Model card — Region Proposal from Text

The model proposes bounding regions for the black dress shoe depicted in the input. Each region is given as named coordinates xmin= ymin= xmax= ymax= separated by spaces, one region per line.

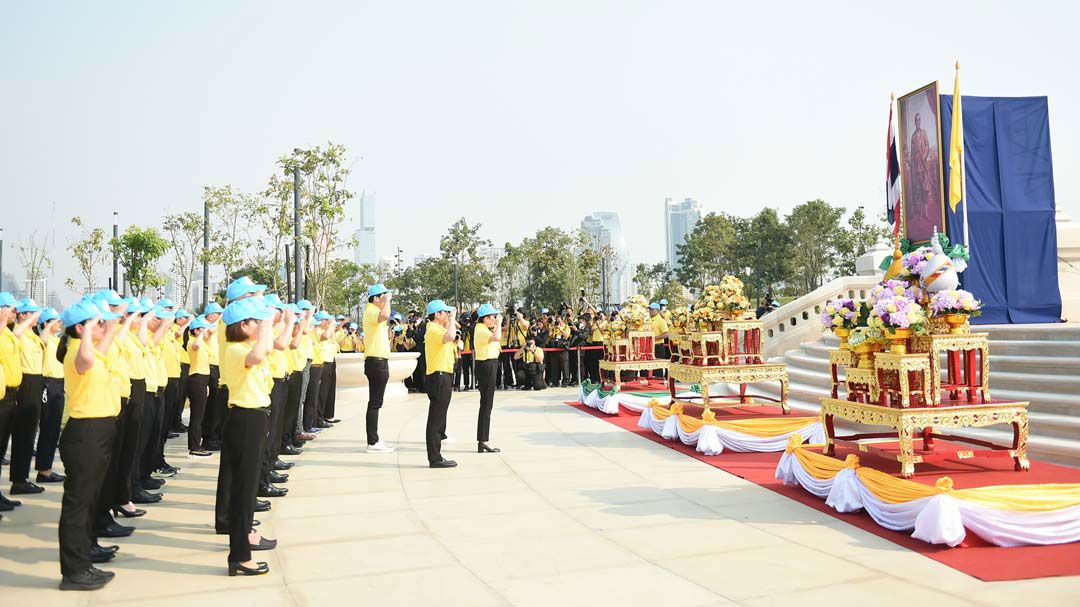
xmin=112 ymin=506 xmax=146 ymax=518
xmin=95 ymin=543 xmax=120 ymax=553
xmin=36 ymin=471 xmax=66 ymax=483
xmin=429 ymin=459 xmax=458 ymax=469
xmin=252 ymin=519 xmax=261 ymax=527
xmin=258 ymin=484 xmax=288 ymax=498
xmin=273 ymin=459 xmax=294 ymax=471
xmin=59 ymin=567 xmax=114 ymax=591
xmin=141 ymin=477 xmax=164 ymax=490
xmin=0 ymin=493 xmax=20 ymax=510
xmin=315 ymin=420 xmax=332 ymax=429
xmin=11 ymin=481 xmax=45 ymax=495
xmin=176 ymin=423 xmax=189 ymax=432
xmin=478 ymin=442 xmax=501 ymax=453
xmin=90 ymin=545 xmax=116 ymax=563
xmin=281 ymin=445 xmax=303 ymax=456
xmin=204 ymin=440 xmax=223 ymax=451
xmin=96 ymin=521 xmax=134 ymax=538
xmin=254 ymin=499 xmax=271 ymax=512
xmin=189 ymin=449 xmax=213 ymax=457
xmin=326 ymin=418 xmax=341 ymax=424
xmin=167 ymin=432 xmax=180 ymax=439
xmin=228 ymin=561 xmax=269 ymax=576
xmin=132 ymin=489 xmax=162 ymax=504
xmin=268 ymin=471 xmax=289 ymax=484
xmin=249 ymin=536 xmax=278 ymax=551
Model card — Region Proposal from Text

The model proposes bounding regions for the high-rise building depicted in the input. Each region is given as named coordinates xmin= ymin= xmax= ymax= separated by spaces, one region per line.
xmin=354 ymin=192 xmax=377 ymax=267
xmin=24 ymin=277 xmax=47 ymax=304
xmin=581 ymin=212 xmax=631 ymax=306
xmin=665 ymin=197 xmax=702 ymax=270
xmin=0 ymin=272 xmax=22 ymax=297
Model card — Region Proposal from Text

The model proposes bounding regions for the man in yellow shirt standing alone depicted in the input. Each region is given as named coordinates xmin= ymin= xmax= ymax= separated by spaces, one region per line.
xmin=424 ymin=300 xmax=457 ymax=469
xmin=362 ymin=284 xmax=394 ymax=453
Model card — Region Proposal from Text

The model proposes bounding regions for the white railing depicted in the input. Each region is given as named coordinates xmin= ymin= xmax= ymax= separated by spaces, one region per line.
xmin=760 ymin=275 xmax=882 ymax=359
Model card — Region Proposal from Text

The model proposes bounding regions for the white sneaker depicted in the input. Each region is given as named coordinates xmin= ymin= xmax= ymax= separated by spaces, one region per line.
xmin=366 ymin=441 xmax=395 ymax=454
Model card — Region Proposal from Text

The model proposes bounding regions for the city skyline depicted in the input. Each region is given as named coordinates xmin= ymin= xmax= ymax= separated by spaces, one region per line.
xmin=665 ymin=197 xmax=702 ymax=271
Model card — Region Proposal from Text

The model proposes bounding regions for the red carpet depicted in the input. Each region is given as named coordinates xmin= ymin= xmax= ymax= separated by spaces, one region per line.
xmin=565 ymin=400 xmax=1080 ymax=581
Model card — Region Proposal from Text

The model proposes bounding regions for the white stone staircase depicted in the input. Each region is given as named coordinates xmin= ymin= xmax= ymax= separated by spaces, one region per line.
xmin=746 ymin=324 xmax=1080 ymax=467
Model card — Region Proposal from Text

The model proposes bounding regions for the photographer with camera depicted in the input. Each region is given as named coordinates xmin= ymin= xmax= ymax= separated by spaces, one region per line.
xmin=547 ymin=315 xmax=572 ymax=387
xmin=499 ymin=308 xmax=527 ymax=390
xmin=513 ymin=334 xmax=545 ymax=390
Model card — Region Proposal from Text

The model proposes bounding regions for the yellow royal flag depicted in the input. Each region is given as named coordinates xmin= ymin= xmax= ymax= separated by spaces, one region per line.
xmin=948 ymin=63 xmax=964 ymax=213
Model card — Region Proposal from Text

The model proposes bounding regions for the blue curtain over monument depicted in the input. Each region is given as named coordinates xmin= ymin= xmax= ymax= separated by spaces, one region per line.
xmin=939 ymin=95 xmax=1061 ymax=324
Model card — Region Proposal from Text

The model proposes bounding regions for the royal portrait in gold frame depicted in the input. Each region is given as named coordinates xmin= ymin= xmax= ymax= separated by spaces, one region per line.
xmin=896 ymin=81 xmax=946 ymax=245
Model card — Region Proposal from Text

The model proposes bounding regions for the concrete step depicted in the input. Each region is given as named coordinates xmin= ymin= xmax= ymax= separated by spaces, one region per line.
xmin=978 ymin=324 xmax=1080 ymax=342
xmin=985 ymin=340 xmax=1080 ymax=357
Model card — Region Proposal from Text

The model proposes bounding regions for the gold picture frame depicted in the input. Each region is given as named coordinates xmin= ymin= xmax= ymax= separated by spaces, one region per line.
xmin=896 ymin=81 xmax=946 ymax=245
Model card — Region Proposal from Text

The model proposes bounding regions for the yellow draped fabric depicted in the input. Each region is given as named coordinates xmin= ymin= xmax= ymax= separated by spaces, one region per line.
xmin=791 ymin=445 xmax=1080 ymax=512
xmin=647 ymin=400 xmax=819 ymax=439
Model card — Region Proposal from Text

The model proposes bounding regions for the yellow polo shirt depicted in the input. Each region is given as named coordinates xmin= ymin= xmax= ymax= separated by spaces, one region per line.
xmin=207 ymin=323 xmax=221 ymax=366
xmin=298 ymin=332 xmax=315 ymax=362
xmin=651 ymin=314 xmax=669 ymax=340
xmin=176 ymin=326 xmax=190 ymax=365
xmin=319 ymin=335 xmax=337 ymax=364
xmin=222 ymin=341 xmax=271 ymax=409
xmin=63 ymin=338 xmax=122 ymax=419
xmin=424 ymin=322 xmax=455 ymax=375
xmin=43 ymin=333 xmax=65 ymax=379
xmin=474 ymin=324 xmax=500 ymax=361
xmin=0 ymin=327 xmax=23 ymax=388
xmin=187 ymin=337 xmax=210 ymax=376
xmin=267 ymin=327 xmax=288 ymax=379
xmin=18 ymin=331 xmax=44 ymax=375
xmin=362 ymin=303 xmax=390 ymax=359
xmin=164 ymin=332 xmax=182 ymax=378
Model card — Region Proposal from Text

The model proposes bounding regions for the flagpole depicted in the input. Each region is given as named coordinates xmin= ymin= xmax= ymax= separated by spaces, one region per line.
xmin=957 ymin=61 xmax=970 ymax=253
xmin=885 ymin=92 xmax=904 ymax=279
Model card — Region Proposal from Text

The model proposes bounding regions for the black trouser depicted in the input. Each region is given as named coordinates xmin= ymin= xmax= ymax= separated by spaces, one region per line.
xmin=317 ymin=361 xmax=336 ymax=421
xmin=523 ymin=362 xmax=545 ymax=390
xmin=302 ymin=365 xmax=323 ymax=431
xmin=0 ymin=389 xmax=15 ymax=473
xmin=456 ymin=353 xmax=473 ymax=390
xmin=58 ymin=416 xmax=116 ymax=577
xmin=653 ymin=343 xmax=670 ymax=379
xmin=186 ymin=374 xmax=210 ymax=451
xmin=135 ymin=389 xmax=162 ymax=485
xmin=214 ymin=406 xmax=268 ymax=564
xmin=364 ymin=357 xmax=389 ymax=446
xmin=583 ymin=343 xmax=601 ymax=383
xmin=411 ymin=353 xmax=426 ymax=392
xmin=107 ymin=380 xmax=143 ymax=509
xmin=35 ymin=377 xmax=65 ymax=472
xmin=425 ymin=372 xmax=453 ymax=463
xmin=11 ymin=373 xmax=44 ymax=483
xmin=203 ymin=365 xmax=222 ymax=442
xmin=498 ymin=351 xmax=516 ymax=388
xmin=155 ymin=378 xmax=180 ymax=468
xmin=262 ymin=379 xmax=286 ymax=482
xmin=546 ymin=351 xmax=569 ymax=387
xmin=282 ymin=372 xmax=303 ymax=449
xmin=173 ymin=363 xmax=189 ymax=430
xmin=475 ymin=359 xmax=497 ymax=442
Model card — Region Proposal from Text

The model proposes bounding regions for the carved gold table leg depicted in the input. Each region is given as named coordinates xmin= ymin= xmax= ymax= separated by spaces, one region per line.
xmin=1013 ymin=414 xmax=1031 ymax=471
xmin=898 ymin=419 xmax=917 ymax=478
xmin=780 ymin=373 xmax=790 ymax=414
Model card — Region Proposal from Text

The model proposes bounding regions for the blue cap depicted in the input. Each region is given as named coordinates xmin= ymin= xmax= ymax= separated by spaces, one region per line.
xmin=314 ymin=310 xmax=333 ymax=322
xmin=476 ymin=303 xmax=498 ymax=318
xmin=15 ymin=298 xmax=42 ymax=313
xmin=367 ymin=284 xmax=389 ymax=298
xmin=425 ymin=299 xmax=453 ymax=315
xmin=152 ymin=305 xmax=176 ymax=319
xmin=0 ymin=292 xmax=15 ymax=307
xmin=140 ymin=297 xmax=155 ymax=311
xmin=94 ymin=289 xmax=124 ymax=306
xmin=659 ymin=299 xmax=668 ymax=306
xmin=119 ymin=296 xmax=138 ymax=311
xmin=393 ymin=325 xmax=403 ymax=333
xmin=223 ymin=297 xmax=273 ymax=325
xmin=204 ymin=302 xmax=225 ymax=315
xmin=175 ymin=308 xmax=193 ymax=319
xmin=61 ymin=299 xmax=103 ymax=328
xmin=391 ymin=311 xmax=403 ymax=322
xmin=348 ymin=322 xmax=358 ymax=329
xmin=287 ymin=303 xmax=300 ymax=314
xmin=541 ymin=308 xmax=549 ymax=314
xmin=225 ymin=276 xmax=267 ymax=302
xmin=189 ymin=316 xmax=210 ymax=331
xmin=296 ymin=299 xmax=315 ymax=311
xmin=335 ymin=314 xmax=345 ymax=320
xmin=649 ymin=302 xmax=661 ymax=310
xmin=263 ymin=293 xmax=286 ymax=310
xmin=38 ymin=307 xmax=60 ymax=324
xmin=158 ymin=297 xmax=176 ymax=309
xmin=771 ymin=300 xmax=780 ymax=307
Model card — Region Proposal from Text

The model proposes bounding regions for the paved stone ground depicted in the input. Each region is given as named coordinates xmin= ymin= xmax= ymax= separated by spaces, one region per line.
xmin=0 ymin=386 xmax=1077 ymax=606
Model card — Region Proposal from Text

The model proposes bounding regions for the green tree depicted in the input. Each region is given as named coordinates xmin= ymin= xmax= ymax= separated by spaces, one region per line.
xmin=439 ymin=218 xmax=495 ymax=310
xmin=674 ymin=212 xmax=739 ymax=292
xmin=516 ymin=226 xmax=599 ymax=310
xmin=204 ymin=185 xmax=256 ymax=285
xmin=784 ymin=199 xmax=846 ymax=293
xmin=386 ymin=257 xmax=455 ymax=313
xmin=65 ymin=216 xmax=108 ymax=294
xmin=322 ymin=260 xmax=377 ymax=315
xmin=251 ymin=173 xmax=297 ymax=294
xmin=19 ymin=230 xmax=52 ymax=299
xmin=494 ymin=242 xmax=526 ymax=309
xmin=633 ymin=262 xmax=671 ymax=299
xmin=735 ymin=208 xmax=793 ymax=303
xmin=834 ymin=206 xmax=890 ymax=276
xmin=113 ymin=226 xmax=169 ymax=296
xmin=162 ymin=211 xmax=205 ymax=309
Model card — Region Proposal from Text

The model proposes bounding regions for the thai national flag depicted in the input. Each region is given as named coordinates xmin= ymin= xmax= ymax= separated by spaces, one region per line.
xmin=886 ymin=104 xmax=901 ymax=236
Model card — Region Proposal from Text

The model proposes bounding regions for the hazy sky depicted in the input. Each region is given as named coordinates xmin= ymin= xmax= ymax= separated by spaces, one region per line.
xmin=2 ymin=1 xmax=1078 ymax=304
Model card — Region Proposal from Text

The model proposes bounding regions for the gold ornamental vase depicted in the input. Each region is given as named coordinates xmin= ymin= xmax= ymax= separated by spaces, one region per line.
xmin=885 ymin=327 xmax=913 ymax=354
xmin=942 ymin=313 xmax=969 ymax=335
xmin=833 ymin=327 xmax=851 ymax=350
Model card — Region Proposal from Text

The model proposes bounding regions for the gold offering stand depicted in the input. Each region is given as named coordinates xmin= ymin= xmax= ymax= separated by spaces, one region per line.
xmin=821 ymin=322 xmax=1027 ymax=478
xmin=600 ymin=330 xmax=668 ymax=390
xmin=668 ymin=319 xmax=788 ymax=414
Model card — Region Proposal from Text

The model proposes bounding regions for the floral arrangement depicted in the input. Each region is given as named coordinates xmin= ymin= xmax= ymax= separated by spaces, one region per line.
xmin=615 ymin=295 xmax=649 ymax=332
xmin=867 ymin=282 xmax=928 ymax=332
xmin=930 ymin=289 xmax=982 ymax=317
xmin=820 ymin=297 xmax=858 ymax=331
xmin=670 ymin=305 xmax=692 ymax=334
xmin=608 ymin=318 xmax=627 ymax=339
xmin=902 ymin=246 xmax=935 ymax=276
xmin=689 ymin=276 xmax=751 ymax=328
xmin=848 ymin=326 xmax=883 ymax=348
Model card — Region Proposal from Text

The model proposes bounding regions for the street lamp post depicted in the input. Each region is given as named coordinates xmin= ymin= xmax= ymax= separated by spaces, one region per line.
xmin=112 ymin=212 xmax=119 ymax=295
xmin=202 ymin=198 xmax=210 ymax=308
xmin=293 ymin=150 xmax=303 ymax=302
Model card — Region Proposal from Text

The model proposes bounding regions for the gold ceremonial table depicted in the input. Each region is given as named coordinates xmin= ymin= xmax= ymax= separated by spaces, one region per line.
xmin=599 ymin=359 xmax=669 ymax=390
xmin=819 ymin=397 xmax=1030 ymax=478
xmin=668 ymin=362 xmax=790 ymax=414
